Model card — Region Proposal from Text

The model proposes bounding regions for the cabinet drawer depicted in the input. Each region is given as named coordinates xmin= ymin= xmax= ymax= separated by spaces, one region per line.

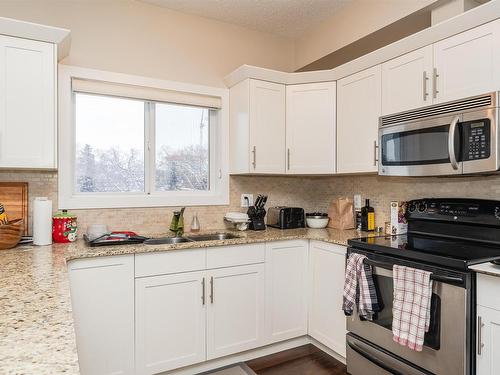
xmin=477 ymin=273 xmax=500 ymax=311
xmin=206 ymin=243 xmax=265 ymax=269
xmin=135 ymin=249 xmax=206 ymax=277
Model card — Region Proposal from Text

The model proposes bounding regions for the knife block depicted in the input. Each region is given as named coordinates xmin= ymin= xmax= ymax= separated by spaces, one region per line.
xmin=247 ymin=206 xmax=266 ymax=231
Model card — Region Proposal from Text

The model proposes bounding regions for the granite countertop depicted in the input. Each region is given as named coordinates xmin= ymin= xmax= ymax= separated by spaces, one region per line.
xmin=64 ymin=227 xmax=371 ymax=262
xmin=470 ymin=262 xmax=500 ymax=277
xmin=0 ymin=227 xmax=370 ymax=375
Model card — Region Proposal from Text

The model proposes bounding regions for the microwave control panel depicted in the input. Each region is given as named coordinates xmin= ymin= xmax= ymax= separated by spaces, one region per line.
xmin=462 ymin=119 xmax=490 ymax=161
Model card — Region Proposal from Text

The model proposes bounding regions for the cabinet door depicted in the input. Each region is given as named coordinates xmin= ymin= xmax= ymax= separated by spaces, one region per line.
xmin=477 ymin=305 xmax=500 ymax=375
xmin=337 ymin=65 xmax=381 ymax=174
xmin=0 ymin=35 xmax=56 ymax=168
xmin=308 ymin=241 xmax=347 ymax=357
xmin=135 ymin=271 xmax=206 ymax=374
xmin=207 ymin=264 xmax=265 ymax=359
xmin=68 ymin=256 xmax=134 ymax=375
xmin=135 ymin=271 xmax=206 ymax=375
xmin=249 ymin=79 xmax=286 ymax=173
xmin=434 ymin=19 xmax=500 ymax=103
xmin=381 ymin=46 xmax=433 ymax=115
xmin=286 ymin=82 xmax=336 ymax=174
xmin=265 ymin=240 xmax=308 ymax=344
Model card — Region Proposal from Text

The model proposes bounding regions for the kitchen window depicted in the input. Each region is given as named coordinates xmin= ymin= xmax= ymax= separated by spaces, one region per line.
xmin=58 ymin=66 xmax=229 ymax=209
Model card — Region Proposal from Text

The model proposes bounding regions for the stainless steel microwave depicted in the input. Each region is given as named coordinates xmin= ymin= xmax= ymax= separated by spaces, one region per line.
xmin=378 ymin=92 xmax=499 ymax=176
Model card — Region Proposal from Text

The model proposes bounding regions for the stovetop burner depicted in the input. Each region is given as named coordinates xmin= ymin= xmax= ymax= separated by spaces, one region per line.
xmin=349 ymin=233 xmax=500 ymax=270
xmin=349 ymin=198 xmax=500 ymax=270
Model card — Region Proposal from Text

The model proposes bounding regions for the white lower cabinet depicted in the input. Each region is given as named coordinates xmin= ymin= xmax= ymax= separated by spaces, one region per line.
xmin=135 ymin=271 xmax=207 ymax=375
xmin=476 ymin=305 xmax=500 ymax=375
xmin=265 ymin=240 xmax=308 ymax=344
xmin=69 ymin=240 xmax=349 ymax=375
xmin=476 ymin=273 xmax=500 ymax=375
xmin=68 ymin=255 xmax=134 ymax=375
xmin=207 ymin=263 xmax=266 ymax=359
xmin=308 ymin=241 xmax=347 ymax=357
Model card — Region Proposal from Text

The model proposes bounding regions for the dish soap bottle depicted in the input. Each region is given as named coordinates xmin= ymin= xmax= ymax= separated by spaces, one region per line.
xmin=361 ymin=199 xmax=375 ymax=232
xmin=191 ymin=212 xmax=200 ymax=233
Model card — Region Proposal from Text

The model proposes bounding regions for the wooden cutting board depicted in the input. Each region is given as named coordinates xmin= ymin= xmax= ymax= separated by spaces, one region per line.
xmin=0 ymin=182 xmax=28 ymax=235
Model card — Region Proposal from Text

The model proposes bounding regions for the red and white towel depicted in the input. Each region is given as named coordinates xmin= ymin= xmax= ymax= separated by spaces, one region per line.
xmin=343 ymin=253 xmax=380 ymax=320
xmin=392 ymin=265 xmax=433 ymax=351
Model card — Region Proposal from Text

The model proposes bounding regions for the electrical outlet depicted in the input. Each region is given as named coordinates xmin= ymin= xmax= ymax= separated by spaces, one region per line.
xmin=241 ymin=193 xmax=253 ymax=207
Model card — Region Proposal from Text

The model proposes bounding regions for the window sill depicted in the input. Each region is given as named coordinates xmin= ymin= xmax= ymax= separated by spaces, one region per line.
xmin=58 ymin=191 xmax=229 ymax=209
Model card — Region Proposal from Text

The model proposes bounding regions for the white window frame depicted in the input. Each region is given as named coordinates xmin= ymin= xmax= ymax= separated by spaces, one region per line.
xmin=58 ymin=65 xmax=229 ymax=209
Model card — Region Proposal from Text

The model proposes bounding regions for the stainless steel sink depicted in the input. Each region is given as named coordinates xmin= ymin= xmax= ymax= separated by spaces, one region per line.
xmin=185 ymin=233 xmax=241 ymax=242
xmin=144 ymin=237 xmax=193 ymax=245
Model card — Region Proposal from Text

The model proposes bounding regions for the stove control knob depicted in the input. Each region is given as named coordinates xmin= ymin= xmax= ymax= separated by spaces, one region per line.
xmin=408 ymin=203 xmax=417 ymax=213
xmin=418 ymin=203 xmax=427 ymax=213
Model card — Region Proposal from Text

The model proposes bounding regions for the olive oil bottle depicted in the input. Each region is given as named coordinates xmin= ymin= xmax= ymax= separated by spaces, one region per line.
xmin=361 ymin=199 xmax=375 ymax=231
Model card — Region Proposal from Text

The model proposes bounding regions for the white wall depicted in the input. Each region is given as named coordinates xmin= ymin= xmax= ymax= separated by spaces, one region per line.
xmin=293 ymin=0 xmax=438 ymax=70
xmin=0 ymin=0 xmax=295 ymax=87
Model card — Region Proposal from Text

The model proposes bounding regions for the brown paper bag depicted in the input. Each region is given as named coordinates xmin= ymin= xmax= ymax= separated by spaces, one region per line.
xmin=328 ymin=197 xmax=355 ymax=229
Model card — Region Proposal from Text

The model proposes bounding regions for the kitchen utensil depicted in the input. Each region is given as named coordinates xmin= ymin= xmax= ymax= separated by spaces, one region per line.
xmin=0 ymin=182 xmax=28 ymax=235
xmin=306 ymin=212 xmax=329 ymax=229
xmin=0 ymin=218 xmax=23 ymax=249
xmin=247 ymin=194 xmax=267 ymax=230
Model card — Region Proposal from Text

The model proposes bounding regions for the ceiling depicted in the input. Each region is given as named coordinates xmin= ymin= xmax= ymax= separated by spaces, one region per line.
xmin=139 ymin=0 xmax=351 ymax=38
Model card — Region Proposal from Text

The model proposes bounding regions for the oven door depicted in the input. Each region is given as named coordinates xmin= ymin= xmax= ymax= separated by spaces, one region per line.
xmin=346 ymin=251 xmax=468 ymax=375
xmin=379 ymin=114 xmax=463 ymax=176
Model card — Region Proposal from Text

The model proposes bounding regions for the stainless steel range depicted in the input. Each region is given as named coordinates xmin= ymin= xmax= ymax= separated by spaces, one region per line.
xmin=347 ymin=198 xmax=500 ymax=375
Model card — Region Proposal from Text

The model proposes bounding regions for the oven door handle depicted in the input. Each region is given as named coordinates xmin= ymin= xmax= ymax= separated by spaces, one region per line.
xmin=347 ymin=340 xmax=405 ymax=375
xmin=448 ymin=115 xmax=460 ymax=170
xmin=362 ymin=258 xmax=463 ymax=284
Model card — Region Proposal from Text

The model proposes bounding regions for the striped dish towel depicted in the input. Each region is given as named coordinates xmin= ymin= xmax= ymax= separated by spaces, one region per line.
xmin=343 ymin=253 xmax=380 ymax=320
xmin=392 ymin=265 xmax=433 ymax=351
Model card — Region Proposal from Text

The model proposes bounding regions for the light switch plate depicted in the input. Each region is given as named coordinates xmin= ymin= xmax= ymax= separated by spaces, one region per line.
xmin=241 ymin=194 xmax=253 ymax=207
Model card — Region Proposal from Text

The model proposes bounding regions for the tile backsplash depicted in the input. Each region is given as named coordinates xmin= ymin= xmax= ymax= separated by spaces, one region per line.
xmin=2 ymin=170 xmax=500 ymax=235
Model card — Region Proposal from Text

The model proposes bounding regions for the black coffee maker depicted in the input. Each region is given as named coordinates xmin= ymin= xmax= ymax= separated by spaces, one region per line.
xmin=247 ymin=194 xmax=267 ymax=230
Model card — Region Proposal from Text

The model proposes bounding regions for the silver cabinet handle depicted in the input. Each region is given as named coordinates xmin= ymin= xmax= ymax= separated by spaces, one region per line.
xmin=252 ymin=146 xmax=256 ymax=169
xmin=448 ymin=115 xmax=460 ymax=170
xmin=432 ymin=68 xmax=439 ymax=99
xmin=478 ymin=315 xmax=485 ymax=355
xmin=287 ymin=148 xmax=291 ymax=170
xmin=423 ymin=71 xmax=429 ymax=101
xmin=210 ymin=276 xmax=214 ymax=304
xmin=373 ymin=140 xmax=379 ymax=166
xmin=201 ymin=277 xmax=206 ymax=305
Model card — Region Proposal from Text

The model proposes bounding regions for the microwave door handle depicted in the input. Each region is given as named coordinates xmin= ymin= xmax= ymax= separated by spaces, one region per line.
xmin=449 ymin=115 xmax=460 ymax=170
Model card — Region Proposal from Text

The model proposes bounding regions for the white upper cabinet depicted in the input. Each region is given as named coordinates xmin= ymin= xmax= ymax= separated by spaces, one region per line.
xmin=381 ymin=45 xmax=433 ymax=115
xmin=230 ymin=79 xmax=286 ymax=174
xmin=337 ymin=65 xmax=381 ymax=174
xmin=286 ymin=82 xmax=336 ymax=174
xmin=0 ymin=35 xmax=56 ymax=169
xmin=434 ymin=19 xmax=500 ymax=104
xmin=265 ymin=240 xmax=308 ymax=344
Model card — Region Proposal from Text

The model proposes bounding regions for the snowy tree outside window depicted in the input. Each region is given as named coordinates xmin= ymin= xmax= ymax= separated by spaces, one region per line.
xmin=74 ymin=93 xmax=210 ymax=194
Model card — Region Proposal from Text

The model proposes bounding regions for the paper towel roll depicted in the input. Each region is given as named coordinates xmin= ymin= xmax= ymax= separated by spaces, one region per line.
xmin=33 ymin=197 xmax=52 ymax=246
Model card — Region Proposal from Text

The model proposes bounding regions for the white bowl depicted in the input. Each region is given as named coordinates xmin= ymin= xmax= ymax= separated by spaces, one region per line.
xmin=306 ymin=217 xmax=329 ymax=229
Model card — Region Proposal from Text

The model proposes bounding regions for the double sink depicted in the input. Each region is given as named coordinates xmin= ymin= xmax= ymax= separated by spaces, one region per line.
xmin=144 ymin=232 xmax=241 ymax=245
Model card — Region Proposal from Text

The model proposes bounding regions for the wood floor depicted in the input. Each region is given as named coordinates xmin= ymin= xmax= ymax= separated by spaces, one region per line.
xmin=245 ymin=344 xmax=347 ymax=375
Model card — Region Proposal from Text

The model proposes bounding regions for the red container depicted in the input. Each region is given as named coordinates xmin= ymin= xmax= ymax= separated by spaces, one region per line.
xmin=52 ymin=210 xmax=78 ymax=243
